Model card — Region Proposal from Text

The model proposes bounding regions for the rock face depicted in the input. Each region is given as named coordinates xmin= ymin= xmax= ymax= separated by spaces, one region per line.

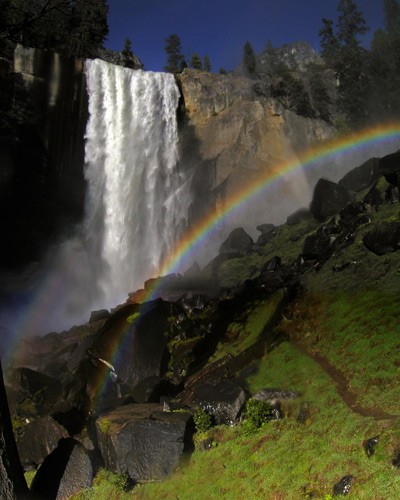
xmin=96 ymin=403 xmax=194 ymax=482
xmin=219 ymin=227 xmax=254 ymax=254
xmin=0 ymin=44 xmax=87 ymax=268
xmin=177 ymin=69 xmax=335 ymax=224
xmin=0 ymin=360 xmax=29 ymax=499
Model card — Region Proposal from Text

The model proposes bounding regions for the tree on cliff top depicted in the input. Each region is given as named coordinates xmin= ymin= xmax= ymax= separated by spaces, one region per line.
xmin=190 ymin=52 xmax=202 ymax=70
xmin=243 ymin=41 xmax=257 ymax=75
xmin=319 ymin=0 xmax=369 ymax=124
xmin=164 ymin=33 xmax=186 ymax=73
xmin=0 ymin=0 xmax=109 ymax=58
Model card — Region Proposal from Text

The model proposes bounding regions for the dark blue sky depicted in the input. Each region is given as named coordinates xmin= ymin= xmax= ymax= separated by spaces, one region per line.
xmin=105 ymin=0 xmax=385 ymax=72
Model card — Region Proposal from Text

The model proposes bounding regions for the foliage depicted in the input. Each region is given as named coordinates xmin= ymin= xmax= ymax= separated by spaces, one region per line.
xmin=308 ymin=65 xmax=332 ymax=121
xmin=72 ymin=468 xmax=131 ymax=499
xmin=193 ymin=408 xmax=212 ymax=432
xmin=319 ymin=0 xmax=370 ymax=124
xmin=242 ymin=399 xmax=273 ymax=432
xmin=164 ymin=33 xmax=186 ymax=74
xmin=127 ymin=312 xmax=140 ymax=323
xmin=0 ymin=0 xmax=109 ymax=58
xmin=271 ymin=68 xmax=313 ymax=116
xmin=203 ymin=54 xmax=211 ymax=72
xmin=190 ymin=52 xmax=202 ymax=70
xmin=242 ymin=40 xmax=256 ymax=75
xmin=121 ymin=37 xmax=134 ymax=68
xmin=98 ymin=417 xmax=112 ymax=433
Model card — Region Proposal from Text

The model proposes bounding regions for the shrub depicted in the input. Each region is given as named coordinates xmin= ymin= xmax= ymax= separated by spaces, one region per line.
xmin=193 ymin=408 xmax=212 ymax=432
xmin=243 ymin=399 xmax=273 ymax=431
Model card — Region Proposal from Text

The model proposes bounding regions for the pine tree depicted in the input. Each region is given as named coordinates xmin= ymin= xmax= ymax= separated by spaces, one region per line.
xmin=203 ymin=54 xmax=211 ymax=72
xmin=190 ymin=52 xmax=202 ymax=70
xmin=243 ymin=41 xmax=256 ymax=75
xmin=319 ymin=0 xmax=370 ymax=125
xmin=164 ymin=33 xmax=186 ymax=74
xmin=121 ymin=37 xmax=134 ymax=68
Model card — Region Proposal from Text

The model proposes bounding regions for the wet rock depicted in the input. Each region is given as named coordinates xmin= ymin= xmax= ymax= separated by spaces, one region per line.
xmin=310 ymin=178 xmax=352 ymax=221
xmin=252 ymin=388 xmax=300 ymax=402
xmin=16 ymin=416 xmax=68 ymax=470
xmin=95 ymin=403 xmax=194 ymax=482
xmin=30 ymin=438 xmax=93 ymax=500
xmin=286 ymin=207 xmax=312 ymax=226
xmin=332 ymin=475 xmax=354 ymax=496
xmin=191 ymin=379 xmax=247 ymax=425
xmin=339 ymin=201 xmax=365 ymax=220
xmin=363 ymin=221 xmax=400 ymax=255
xmin=363 ymin=435 xmax=379 ymax=457
xmin=339 ymin=157 xmax=380 ymax=193
xmin=219 ymin=227 xmax=254 ymax=254
xmin=131 ymin=376 xmax=162 ymax=403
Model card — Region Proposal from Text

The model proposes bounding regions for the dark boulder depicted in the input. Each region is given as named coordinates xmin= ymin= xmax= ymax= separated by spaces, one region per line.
xmin=66 ymin=299 xmax=170 ymax=414
xmin=261 ymin=256 xmax=282 ymax=273
xmin=256 ymin=225 xmax=278 ymax=245
xmin=252 ymin=388 xmax=299 ymax=401
xmin=339 ymin=201 xmax=365 ymax=221
xmin=310 ymin=178 xmax=352 ymax=221
xmin=363 ymin=435 xmax=379 ymax=458
xmin=339 ymin=157 xmax=380 ymax=193
xmin=379 ymin=151 xmax=400 ymax=186
xmin=30 ymin=438 xmax=93 ymax=500
xmin=95 ymin=403 xmax=194 ymax=482
xmin=302 ymin=229 xmax=332 ymax=261
xmin=0 ymin=360 xmax=29 ymax=499
xmin=8 ymin=367 xmax=62 ymax=413
xmin=332 ymin=475 xmax=354 ymax=496
xmin=363 ymin=221 xmax=400 ymax=255
xmin=256 ymin=223 xmax=276 ymax=234
xmin=286 ymin=208 xmax=312 ymax=226
xmin=191 ymin=379 xmax=247 ymax=425
xmin=16 ymin=416 xmax=68 ymax=470
xmin=219 ymin=227 xmax=254 ymax=254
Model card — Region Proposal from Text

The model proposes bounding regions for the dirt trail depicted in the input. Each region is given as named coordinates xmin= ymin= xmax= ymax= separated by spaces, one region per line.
xmin=292 ymin=342 xmax=398 ymax=420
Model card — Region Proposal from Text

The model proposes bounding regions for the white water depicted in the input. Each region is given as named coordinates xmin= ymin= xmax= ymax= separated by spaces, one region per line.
xmin=83 ymin=59 xmax=191 ymax=308
xmin=0 ymin=60 xmax=192 ymax=338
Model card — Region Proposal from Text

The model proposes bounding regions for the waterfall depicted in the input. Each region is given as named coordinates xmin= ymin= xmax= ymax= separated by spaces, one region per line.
xmin=0 ymin=59 xmax=191 ymax=340
xmin=83 ymin=58 xmax=191 ymax=308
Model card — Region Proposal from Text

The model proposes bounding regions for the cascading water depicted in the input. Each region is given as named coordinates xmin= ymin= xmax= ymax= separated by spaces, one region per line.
xmin=83 ymin=59 xmax=191 ymax=308
xmin=0 ymin=59 xmax=192 ymax=342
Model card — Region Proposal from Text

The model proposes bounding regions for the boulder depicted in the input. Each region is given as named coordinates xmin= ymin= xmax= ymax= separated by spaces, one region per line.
xmin=8 ymin=367 xmax=62 ymax=413
xmin=310 ymin=178 xmax=352 ymax=221
xmin=191 ymin=379 xmax=247 ymax=425
xmin=379 ymin=151 xmax=400 ymax=186
xmin=363 ymin=436 xmax=379 ymax=458
xmin=252 ymin=388 xmax=300 ymax=402
xmin=30 ymin=438 xmax=93 ymax=500
xmin=16 ymin=416 xmax=68 ymax=470
xmin=95 ymin=403 xmax=194 ymax=482
xmin=261 ymin=256 xmax=282 ymax=273
xmin=256 ymin=225 xmax=278 ymax=245
xmin=339 ymin=157 xmax=380 ymax=193
xmin=256 ymin=223 xmax=276 ymax=234
xmin=286 ymin=208 xmax=312 ymax=226
xmin=219 ymin=227 xmax=254 ymax=254
xmin=332 ymin=475 xmax=354 ymax=496
xmin=363 ymin=221 xmax=400 ymax=255
xmin=89 ymin=309 xmax=110 ymax=323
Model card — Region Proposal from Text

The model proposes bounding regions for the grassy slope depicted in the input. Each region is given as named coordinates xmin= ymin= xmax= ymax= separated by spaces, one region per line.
xmin=74 ymin=200 xmax=400 ymax=499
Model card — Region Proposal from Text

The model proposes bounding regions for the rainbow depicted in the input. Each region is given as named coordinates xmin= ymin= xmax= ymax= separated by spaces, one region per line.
xmin=92 ymin=121 xmax=400 ymax=409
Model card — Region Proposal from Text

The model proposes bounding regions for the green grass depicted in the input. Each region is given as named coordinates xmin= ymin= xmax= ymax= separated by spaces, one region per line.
xmin=124 ymin=341 xmax=400 ymax=499
xmin=208 ymin=291 xmax=283 ymax=363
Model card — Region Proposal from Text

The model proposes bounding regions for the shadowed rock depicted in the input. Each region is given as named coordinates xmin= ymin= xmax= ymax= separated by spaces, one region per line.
xmin=219 ymin=227 xmax=254 ymax=254
xmin=310 ymin=178 xmax=352 ymax=221
xmin=0 ymin=359 xmax=29 ymax=499
xmin=339 ymin=157 xmax=380 ymax=193
xmin=30 ymin=438 xmax=93 ymax=499
xmin=363 ymin=221 xmax=400 ymax=255
xmin=95 ymin=403 xmax=194 ymax=482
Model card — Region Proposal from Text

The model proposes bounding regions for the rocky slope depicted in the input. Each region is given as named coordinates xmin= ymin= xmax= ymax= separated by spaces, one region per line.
xmin=2 ymin=149 xmax=400 ymax=498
